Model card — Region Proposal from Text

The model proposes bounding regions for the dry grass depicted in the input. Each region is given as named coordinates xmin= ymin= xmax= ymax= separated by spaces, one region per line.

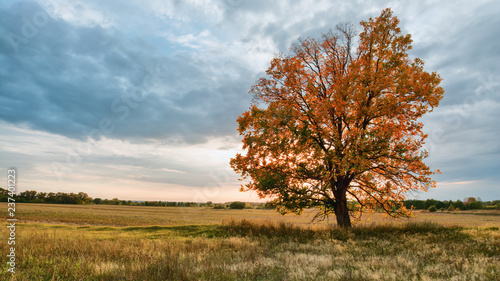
xmin=0 ymin=203 xmax=499 ymax=280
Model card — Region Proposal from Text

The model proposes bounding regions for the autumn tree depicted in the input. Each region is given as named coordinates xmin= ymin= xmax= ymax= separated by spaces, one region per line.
xmin=230 ymin=9 xmax=444 ymax=228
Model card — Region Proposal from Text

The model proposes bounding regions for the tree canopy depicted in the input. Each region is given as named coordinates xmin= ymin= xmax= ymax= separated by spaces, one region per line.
xmin=230 ymin=8 xmax=444 ymax=228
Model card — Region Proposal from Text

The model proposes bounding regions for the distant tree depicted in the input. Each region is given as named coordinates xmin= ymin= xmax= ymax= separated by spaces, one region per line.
xmin=229 ymin=201 xmax=246 ymax=209
xmin=213 ymin=204 xmax=226 ymax=209
xmin=454 ymin=200 xmax=465 ymax=210
xmin=230 ymin=9 xmax=444 ymax=228
xmin=93 ymin=198 xmax=102 ymax=204
xmin=462 ymin=197 xmax=483 ymax=210
xmin=447 ymin=204 xmax=455 ymax=212
xmin=70 ymin=193 xmax=83 ymax=204
xmin=0 ymin=187 xmax=8 ymax=202
xmin=56 ymin=192 xmax=67 ymax=203
xmin=38 ymin=192 xmax=47 ymax=200
xmin=428 ymin=205 xmax=437 ymax=212
xmin=464 ymin=197 xmax=477 ymax=205
xmin=77 ymin=192 xmax=92 ymax=204
xmin=467 ymin=200 xmax=483 ymax=210
xmin=403 ymin=200 xmax=425 ymax=210
xmin=145 ymin=201 xmax=159 ymax=206
xmin=19 ymin=190 xmax=38 ymax=201
xmin=424 ymin=199 xmax=440 ymax=210
xmin=436 ymin=201 xmax=446 ymax=210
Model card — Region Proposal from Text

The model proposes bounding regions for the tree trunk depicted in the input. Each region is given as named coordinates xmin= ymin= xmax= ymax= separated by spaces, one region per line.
xmin=334 ymin=189 xmax=352 ymax=228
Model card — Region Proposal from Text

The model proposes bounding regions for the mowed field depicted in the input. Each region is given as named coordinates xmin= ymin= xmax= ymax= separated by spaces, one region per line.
xmin=1 ymin=203 xmax=499 ymax=280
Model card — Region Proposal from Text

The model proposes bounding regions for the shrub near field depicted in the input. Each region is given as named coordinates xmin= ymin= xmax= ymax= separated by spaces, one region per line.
xmin=229 ymin=201 xmax=246 ymax=209
xmin=0 ymin=204 xmax=499 ymax=280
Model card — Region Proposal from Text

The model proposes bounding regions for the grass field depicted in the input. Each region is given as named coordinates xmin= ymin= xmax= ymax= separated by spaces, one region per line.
xmin=1 ymin=203 xmax=499 ymax=280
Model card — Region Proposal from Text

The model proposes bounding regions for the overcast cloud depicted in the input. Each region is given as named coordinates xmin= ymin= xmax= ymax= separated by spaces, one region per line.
xmin=0 ymin=0 xmax=499 ymax=201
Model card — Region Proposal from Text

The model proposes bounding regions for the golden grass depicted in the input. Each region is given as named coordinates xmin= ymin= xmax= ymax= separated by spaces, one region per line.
xmin=0 ymin=203 xmax=499 ymax=280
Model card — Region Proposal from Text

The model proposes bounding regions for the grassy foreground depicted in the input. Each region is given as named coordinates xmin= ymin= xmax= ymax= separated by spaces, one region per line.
xmin=1 ymin=204 xmax=499 ymax=280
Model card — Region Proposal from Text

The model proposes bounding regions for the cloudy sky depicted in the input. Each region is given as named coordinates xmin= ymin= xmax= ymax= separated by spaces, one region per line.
xmin=0 ymin=0 xmax=499 ymax=202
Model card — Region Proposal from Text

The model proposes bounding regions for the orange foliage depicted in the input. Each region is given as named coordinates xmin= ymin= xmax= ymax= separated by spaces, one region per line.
xmin=230 ymin=9 xmax=444 ymax=228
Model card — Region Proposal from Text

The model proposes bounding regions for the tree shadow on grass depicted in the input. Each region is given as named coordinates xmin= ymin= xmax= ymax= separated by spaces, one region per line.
xmin=73 ymin=219 xmax=475 ymax=243
xmin=220 ymin=219 xmax=472 ymax=243
xmin=120 ymin=225 xmax=228 ymax=238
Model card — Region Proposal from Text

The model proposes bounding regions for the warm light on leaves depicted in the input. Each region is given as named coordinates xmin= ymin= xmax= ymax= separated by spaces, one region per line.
xmin=230 ymin=8 xmax=444 ymax=228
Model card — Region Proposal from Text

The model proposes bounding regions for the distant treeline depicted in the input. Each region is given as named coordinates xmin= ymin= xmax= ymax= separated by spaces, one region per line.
xmin=403 ymin=198 xmax=499 ymax=210
xmin=1 ymin=188 xmax=499 ymax=210
xmin=0 ymin=188 xmax=261 ymax=208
